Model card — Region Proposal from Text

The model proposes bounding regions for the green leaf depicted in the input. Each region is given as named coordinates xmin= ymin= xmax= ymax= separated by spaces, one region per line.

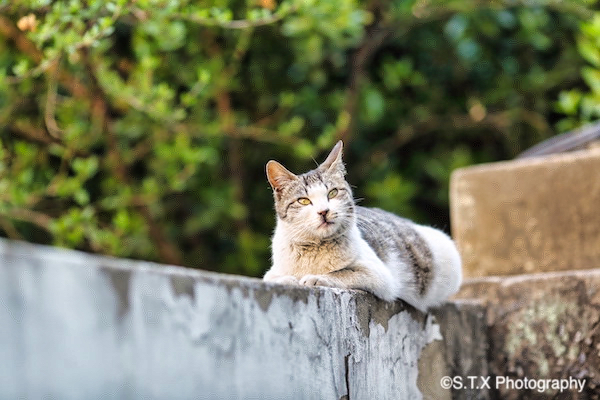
xmin=556 ymin=90 xmax=582 ymax=115
xmin=577 ymin=36 xmax=600 ymax=67
xmin=14 ymin=59 xmax=31 ymax=78
xmin=582 ymin=67 xmax=600 ymax=94
xmin=362 ymin=88 xmax=385 ymax=123
xmin=74 ymin=189 xmax=90 ymax=205
xmin=445 ymin=14 xmax=468 ymax=41
xmin=366 ymin=173 xmax=417 ymax=217
xmin=72 ymin=157 xmax=99 ymax=179
xmin=113 ymin=209 xmax=131 ymax=231
xmin=294 ymin=139 xmax=315 ymax=159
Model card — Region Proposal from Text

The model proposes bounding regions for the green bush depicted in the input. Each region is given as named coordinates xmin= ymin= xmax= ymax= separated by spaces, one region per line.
xmin=0 ymin=0 xmax=595 ymax=276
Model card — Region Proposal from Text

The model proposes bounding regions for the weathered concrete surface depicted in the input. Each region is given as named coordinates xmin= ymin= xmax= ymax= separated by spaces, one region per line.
xmin=0 ymin=239 xmax=487 ymax=400
xmin=430 ymin=300 xmax=489 ymax=400
xmin=456 ymin=270 xmax=600 ymax=399
xmin=450 ymin=148 xmax=600 ymax=278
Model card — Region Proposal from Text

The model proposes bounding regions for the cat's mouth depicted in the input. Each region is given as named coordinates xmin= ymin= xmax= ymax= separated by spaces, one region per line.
xmin=318 ymin=219 xmax=335 ymax=229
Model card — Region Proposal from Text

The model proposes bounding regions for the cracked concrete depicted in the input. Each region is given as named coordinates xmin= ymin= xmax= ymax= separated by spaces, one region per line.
xmin=0 ymin=239 xmax=486 ymax=400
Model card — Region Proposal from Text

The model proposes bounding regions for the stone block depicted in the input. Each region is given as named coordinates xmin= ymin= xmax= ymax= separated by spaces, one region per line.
xmin=450 ymin=148 xmax=600 ymax=277
xmin=456 ymin=270 xmax=600 ymax=399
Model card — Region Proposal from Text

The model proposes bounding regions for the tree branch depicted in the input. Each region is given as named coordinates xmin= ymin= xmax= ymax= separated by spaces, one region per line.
xmin=216 ymin=91 xmax=248 ymax=231
xmin=44 ymin=57 xmax=63 ymax=140
xmin=172 ymin=6 xmax=297 ymax=30
xmin=5 ymin=208 xmax=53 ymax=231
xmin=0 ymin=15 xmax=89 ymax=98
xmin=233 ymin=126 xmax=301 ymax=145
xmin=206 ymin=28 xmax=254 ymax=232
xmin=373 ymin=109 xmax=552 ymax=156
xmin=0 ymin=14 xmax=41 ymax=63
xmin=9 ymin=120 xmax=60 ymax=146
xmin=81 ymin=49 xmax=184 ymax=266
xmin=336 ymin=26 xmax=392 ymax=144
xmin=0 ymin=217 xmax=24 ymax=241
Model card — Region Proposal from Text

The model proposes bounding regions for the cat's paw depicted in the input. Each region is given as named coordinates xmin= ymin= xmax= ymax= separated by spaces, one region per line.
xmin=299 ymin=274 xmax=337 ymax=287
xmin=269 ymin=275 xmax=300 ymax=285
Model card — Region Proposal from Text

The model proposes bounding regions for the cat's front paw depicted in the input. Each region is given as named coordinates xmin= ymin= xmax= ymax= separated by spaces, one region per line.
xmin=299 ymin=274 xmax=337 ymax=288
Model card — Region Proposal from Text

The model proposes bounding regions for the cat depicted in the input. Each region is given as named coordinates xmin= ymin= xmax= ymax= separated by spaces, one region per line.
xmin=263 ymin=141 xmax=462 ymax=312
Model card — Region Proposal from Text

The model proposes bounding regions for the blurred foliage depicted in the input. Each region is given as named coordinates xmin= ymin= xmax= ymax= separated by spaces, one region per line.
xmin=557 ymin=12 xmax=600 ymax=130
xmin=0 ymin=0 xmax=596 ymax=276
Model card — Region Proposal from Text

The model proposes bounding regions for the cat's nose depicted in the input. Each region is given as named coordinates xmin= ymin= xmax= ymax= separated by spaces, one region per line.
xmin=317 ymin=209 xmax=329 ymax=217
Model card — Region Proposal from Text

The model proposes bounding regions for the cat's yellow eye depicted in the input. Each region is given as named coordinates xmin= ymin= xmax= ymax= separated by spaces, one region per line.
xmin=298 ymin=197 xmax=311 ymax=205
xmin=327 ymin=188 xmax=338 ymax=199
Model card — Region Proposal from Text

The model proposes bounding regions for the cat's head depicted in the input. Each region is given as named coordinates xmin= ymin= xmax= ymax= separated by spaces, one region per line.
xmin=266 ymin=141 xmax=355 ymax=241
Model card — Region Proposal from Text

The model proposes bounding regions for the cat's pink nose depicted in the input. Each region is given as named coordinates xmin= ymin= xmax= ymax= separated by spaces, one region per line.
xmin=318 ymin=209 xmax=329 ymax=217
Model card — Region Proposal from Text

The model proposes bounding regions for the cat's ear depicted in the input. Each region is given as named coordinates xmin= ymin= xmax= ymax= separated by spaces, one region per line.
xmin=266 ymin=160 xmax=297 ymax=194
xmin=318 ymin=140 xmax=345 ymax=175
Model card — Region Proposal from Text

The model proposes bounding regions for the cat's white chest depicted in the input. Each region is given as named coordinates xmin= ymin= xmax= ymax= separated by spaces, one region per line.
xmin=270 ymin=222 xmax=357 ymax=277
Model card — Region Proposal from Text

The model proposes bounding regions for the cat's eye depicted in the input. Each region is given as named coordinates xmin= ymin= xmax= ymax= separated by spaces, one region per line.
xmin=327 ymin=189 xmax=338 ymax=199
xmin=298 ymin=197 xmax=311 ymax=205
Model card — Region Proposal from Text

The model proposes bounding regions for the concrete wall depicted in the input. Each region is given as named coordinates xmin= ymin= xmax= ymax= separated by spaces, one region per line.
xmin=0 ymin=239 xmax=487 ymax=400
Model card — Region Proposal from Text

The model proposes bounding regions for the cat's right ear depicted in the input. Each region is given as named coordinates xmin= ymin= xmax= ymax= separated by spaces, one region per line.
xmin=266 ymin=160 xmax=297 ymax=196
xmin=318 ymin=140 xmax=345 ymax=175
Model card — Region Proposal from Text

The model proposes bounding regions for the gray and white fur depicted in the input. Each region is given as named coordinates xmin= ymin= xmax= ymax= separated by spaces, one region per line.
xmin=263 ymin=141 xmax=462 ymax=312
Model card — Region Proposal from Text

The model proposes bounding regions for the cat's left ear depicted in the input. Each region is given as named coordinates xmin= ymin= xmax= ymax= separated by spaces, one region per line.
xmin=318 ymin=140 xmax=345 ymax=175
xmin=266 ymin=160 xmax=297 ymax=196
